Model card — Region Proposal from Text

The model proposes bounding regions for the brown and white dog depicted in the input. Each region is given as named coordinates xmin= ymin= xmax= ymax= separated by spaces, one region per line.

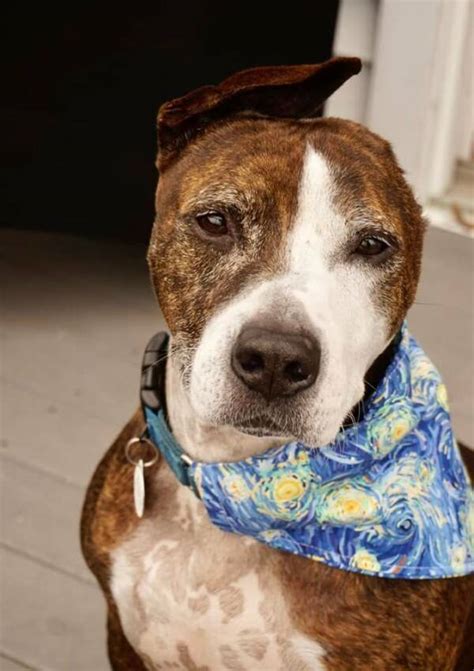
xmin=81 ymin=58 xmax=474 ymax=670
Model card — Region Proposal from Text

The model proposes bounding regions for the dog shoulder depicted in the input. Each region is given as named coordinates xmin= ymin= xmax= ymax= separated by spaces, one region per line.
xmin=80 ymin=409 xmax=158 ymax=592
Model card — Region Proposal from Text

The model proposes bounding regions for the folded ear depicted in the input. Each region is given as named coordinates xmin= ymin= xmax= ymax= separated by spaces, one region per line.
xmin=157 ymin=56 xmax=361 ymax=171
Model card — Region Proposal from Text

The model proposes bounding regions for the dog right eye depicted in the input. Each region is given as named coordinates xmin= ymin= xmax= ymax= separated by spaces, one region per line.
xmin=195 ymin=211 xmax=229 ymax=237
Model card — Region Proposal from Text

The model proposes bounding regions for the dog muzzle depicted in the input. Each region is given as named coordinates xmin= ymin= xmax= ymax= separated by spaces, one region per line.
xmin=140 ymin=324 xmax=474 ymax=580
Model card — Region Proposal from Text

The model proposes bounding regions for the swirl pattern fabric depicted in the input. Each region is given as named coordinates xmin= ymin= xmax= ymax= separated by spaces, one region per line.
xmin=187 ymin=326 xmax=474 ymax=579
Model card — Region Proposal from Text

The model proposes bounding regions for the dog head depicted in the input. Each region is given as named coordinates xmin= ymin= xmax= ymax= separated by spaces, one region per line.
xmin=148 ymin=58 xmax=425 ymax=447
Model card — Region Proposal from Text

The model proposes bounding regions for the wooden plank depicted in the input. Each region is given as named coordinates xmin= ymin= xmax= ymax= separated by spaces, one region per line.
xmin=1 ymin=456 xmax=92 ymax=583
xmin=0 ymin=654 xmax=36 ymax=670
xmin=0 ymin=547 xmax=108 ymax=671
xmin=409 ymin=228 xmax=474 ymax=445
xmin=0 ymin=229 xmax=164 ymax=486
xmin=2 ymin=327 xmax=139 ymax=439
xmin=1 ymin=380 xmax=119 ymax=488
xmin=0 ymin=229 xmax=161 ymax=373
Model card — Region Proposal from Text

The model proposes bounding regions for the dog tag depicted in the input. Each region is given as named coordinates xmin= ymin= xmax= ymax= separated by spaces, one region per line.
xmin=133 ymin=459 xmax=145 ymax=518
xmin=126 ymin=435 xmax=158 ymax=519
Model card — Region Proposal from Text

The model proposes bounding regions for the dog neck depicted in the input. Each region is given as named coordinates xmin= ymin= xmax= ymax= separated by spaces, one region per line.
xmin=165 ymin=349 xmax=288 ymax=463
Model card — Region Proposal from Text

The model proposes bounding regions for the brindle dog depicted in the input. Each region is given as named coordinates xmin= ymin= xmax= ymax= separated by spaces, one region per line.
xmin=81 ymin=58 xmax=474 ymax=670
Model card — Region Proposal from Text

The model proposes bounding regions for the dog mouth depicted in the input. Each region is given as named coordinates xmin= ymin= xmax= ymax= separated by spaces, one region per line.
xmin=232 ymin=414 xmax=295 ymax=440
xmin=235 ymin=424 xmax=288 ymax=439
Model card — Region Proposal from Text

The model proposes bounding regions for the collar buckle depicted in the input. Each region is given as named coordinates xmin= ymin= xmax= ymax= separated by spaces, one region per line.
xmin=140 ymin=332 xmax=169 ymax=413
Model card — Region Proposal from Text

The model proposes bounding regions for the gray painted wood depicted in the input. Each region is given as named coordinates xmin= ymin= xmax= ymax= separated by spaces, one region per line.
xmin=0 ymin=547 xmax=108 ymax=671
xmin=0 ymin=654 xmax=36 ymax=670
xmin=2 ymin=379 xmax=124 ymax=488
xmin=409 ymin=226 xmax=474 ymax=445
xmin=1 ymin=457 xmax=92 ymax=583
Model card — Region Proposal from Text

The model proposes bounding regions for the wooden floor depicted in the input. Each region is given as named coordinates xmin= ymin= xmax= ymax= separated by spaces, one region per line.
xmin=0 ymin=226 xmax=473 ymax=670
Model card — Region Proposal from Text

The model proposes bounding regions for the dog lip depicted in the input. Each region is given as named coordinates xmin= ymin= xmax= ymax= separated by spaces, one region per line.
xmin=235 ymin=425 xmax=289 ymax=439
xmin=233 ymin=415 xmax=291 ymax=438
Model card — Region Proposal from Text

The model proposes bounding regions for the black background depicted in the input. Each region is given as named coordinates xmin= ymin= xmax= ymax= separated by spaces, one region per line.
xmin=4 ymin=3 xmax=339 ymax=242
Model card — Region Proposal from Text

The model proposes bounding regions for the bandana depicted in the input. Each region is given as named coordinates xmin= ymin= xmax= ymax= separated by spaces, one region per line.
xmin=143 ymin=325 xmax=474 ymax=579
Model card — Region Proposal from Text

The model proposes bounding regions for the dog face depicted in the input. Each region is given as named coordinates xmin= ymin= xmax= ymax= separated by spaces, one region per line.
xmin=148 ymin=60 xmax=425 ymax=446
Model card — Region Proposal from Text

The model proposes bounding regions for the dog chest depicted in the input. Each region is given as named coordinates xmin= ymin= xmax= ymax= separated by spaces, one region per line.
xmin=110 ymin=480 xmax=327 ymax=670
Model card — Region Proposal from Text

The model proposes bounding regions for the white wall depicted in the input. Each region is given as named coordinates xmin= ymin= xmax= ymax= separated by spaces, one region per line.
xmin=455 ymin=11 xmax=473 ymax=163
xmin=366 ymin=0 xmax=442 ymax=200
xmin=422 ymin=0 xmax=472 ymax=198
xmin=326 ymin=0 xmax=378 ymax=123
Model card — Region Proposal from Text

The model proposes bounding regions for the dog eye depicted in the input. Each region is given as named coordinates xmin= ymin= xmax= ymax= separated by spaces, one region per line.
xmin=195 ymin=211 xmax=229 ymax=236
xmin=355 ymin=236 xmax=390 ymax=257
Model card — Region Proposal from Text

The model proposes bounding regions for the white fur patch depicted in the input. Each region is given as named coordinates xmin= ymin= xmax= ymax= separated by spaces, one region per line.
xmin=111 ymin=482 xmax=327 ymax=670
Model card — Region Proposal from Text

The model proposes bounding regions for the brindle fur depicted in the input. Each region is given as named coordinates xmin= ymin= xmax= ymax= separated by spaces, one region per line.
xmin=81 ymin=60 xmax=474 ymax=669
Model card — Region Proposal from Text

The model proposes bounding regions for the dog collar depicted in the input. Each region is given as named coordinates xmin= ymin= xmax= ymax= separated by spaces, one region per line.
xmin=139 ymin=333 xmax=194 ymax=488
xmin=140 ymin=326 xmax=474 ymax=579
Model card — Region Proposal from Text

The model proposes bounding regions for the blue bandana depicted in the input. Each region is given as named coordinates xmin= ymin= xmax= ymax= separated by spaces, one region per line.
xmin=144 ymin=325 xmax=474 ymax=579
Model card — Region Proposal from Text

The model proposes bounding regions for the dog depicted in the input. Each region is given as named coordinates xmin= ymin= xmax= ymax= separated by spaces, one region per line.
xmin=81 ymin=57 xmax=474 ymax=670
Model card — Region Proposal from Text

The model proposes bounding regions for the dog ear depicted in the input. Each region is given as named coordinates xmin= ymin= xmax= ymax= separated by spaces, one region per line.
xmin=156 ymin=57 xmax=361 ymax=171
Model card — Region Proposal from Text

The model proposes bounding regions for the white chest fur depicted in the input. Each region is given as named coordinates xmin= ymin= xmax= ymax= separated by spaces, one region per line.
xmin=110 ymin=473 xmax=326 ymax=671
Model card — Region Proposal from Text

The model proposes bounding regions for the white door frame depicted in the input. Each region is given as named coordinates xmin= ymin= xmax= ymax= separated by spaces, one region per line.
xmin=328 ymin=0 xmax=472 ymax=204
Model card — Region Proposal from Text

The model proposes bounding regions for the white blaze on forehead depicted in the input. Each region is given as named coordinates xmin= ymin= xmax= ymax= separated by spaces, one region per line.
xmin=287 ymin=141 xmax=387 ymax=324
xmin=289 ymin=145 xmax=344 ymax=274
xmin=285 ymin=145 xmax=348 ymax=333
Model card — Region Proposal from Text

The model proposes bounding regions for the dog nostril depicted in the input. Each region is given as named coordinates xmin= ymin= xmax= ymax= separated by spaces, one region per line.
xmin=284 ymin=360 xmax=308 ymax=383
xmin=239 ymin=351 xmax=264 ymax=374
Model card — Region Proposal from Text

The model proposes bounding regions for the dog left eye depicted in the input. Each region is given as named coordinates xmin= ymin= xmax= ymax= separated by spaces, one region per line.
xmin=355 ymin=236 xmax=390 ymax=257
xmin=195 ymin=211 xmax=229 ymax=236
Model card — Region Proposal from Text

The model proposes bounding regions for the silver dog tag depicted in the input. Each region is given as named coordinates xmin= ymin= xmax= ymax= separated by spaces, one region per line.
xmin=133 ymin=459 xmax=145 ymax=518
xmin=126 ymin=436 xmax=158 ymax=519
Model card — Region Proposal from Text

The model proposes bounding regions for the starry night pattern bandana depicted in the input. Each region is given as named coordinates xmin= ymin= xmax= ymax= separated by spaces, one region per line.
xmin=146 ymin=325 xmax=474 ymax=579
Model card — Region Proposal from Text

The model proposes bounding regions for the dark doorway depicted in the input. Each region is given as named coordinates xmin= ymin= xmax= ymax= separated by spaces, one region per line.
xmin=4 ymin=3 xmax=339 ymax=242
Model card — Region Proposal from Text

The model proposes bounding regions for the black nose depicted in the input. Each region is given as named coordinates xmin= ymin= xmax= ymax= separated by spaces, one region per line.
xmin=231 ymin=326 xmax=320 ymax=400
